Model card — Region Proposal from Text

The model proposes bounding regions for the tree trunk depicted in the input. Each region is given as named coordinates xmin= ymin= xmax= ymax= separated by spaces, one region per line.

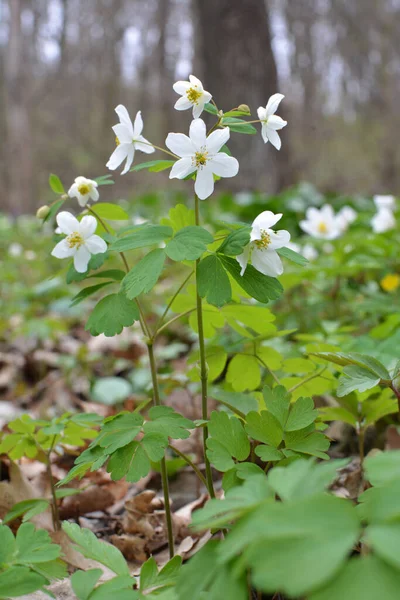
xmin=194 ymin=0 xmax=289 ymax=191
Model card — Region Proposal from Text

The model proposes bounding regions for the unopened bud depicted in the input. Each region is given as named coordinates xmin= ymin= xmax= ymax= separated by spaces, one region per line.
xmin=36 ymin=205 xmax=50 ymax=219
xmin=61 ymin=193 xmax=69 ymax=200
xmin=238 ymin=104 xmax=251 ymax=115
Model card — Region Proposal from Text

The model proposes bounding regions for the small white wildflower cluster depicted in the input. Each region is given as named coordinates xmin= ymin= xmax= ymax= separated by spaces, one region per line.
xmin=300 ymin=204 xmax=357 ymax=240
xmin=371 ymin=195 xmax=396 ymax=233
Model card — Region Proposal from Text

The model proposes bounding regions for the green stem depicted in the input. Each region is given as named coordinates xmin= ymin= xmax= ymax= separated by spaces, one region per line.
xmin=256 ymin=355 xmax=281 ymax=385
xmin=155 ymin=309 xmax=196 ymax=338
xmin=168 ymin=444 xmax=207 ymax=488
xmin=153 ymin=270 xmax=194 ymax=337
xmin=46 ymin=437 xmax=60 ymax=531
xmin=194 ymin=194 xmax=215 ymax=499
xmin=147 ymin=341 xmax=175 ymax=557
xmin=287 ymin=367 xmax=327 ymax=393
xmin=358 ymin=425 xmax=365 ymax=467
xmin=137 ymin=140 xmax=178 ymax=159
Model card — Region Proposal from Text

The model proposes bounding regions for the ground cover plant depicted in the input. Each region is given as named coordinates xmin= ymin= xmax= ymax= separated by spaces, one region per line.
xmin=1 ymin=74 xmax=400 ymax=600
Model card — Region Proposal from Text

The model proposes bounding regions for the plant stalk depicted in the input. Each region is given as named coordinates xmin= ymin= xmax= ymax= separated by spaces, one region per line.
xmin=46 ymin=437 xmax=60 ymax=531
xmin=194 ymin=193 xmax=215 ymax=498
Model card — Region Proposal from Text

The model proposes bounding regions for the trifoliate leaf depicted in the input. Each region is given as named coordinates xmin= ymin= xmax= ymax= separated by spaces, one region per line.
xmin=285 ymin=396 xmax=319 ymax=431
xmin=165 ymin=226 xmax=213 ymax=261
xmin=217 ymin=227 xmax=251 ymax=256
xmin=122 ymin=249 xmax=166 ymax=299
xmin=210 ymin=388 xmax=258 ymax=416
xmin=107 ymin=435 xmax=166 ymax=482
xmin=62 ymin=522 xmax=130 ymax=576
xmin=110 ymin=225 xmax=173 ymax=252
xmin=226 ymin=354 xmax=260 ymax=392
xmin=219 ymin=255 xmax=283 ymax=303
xmin=49 ymin=173 xmax=65 ymax=195
xmin=245 ymin=411 xmax=283 ymax=448
xmin=85 ymin=293 xmax=139 ymax=337
xmin=70 ymin=569 xmax=102 ymax=600
xmin=16 ymin=523 xmax=61 ymax=564
xmin=337 ymin=366 xmax=381 ymax=397
xmin=130 ymin=159 xmax=175 ymax=172
xmin=144 ymin=406 xmax=195 ymax=440
xmin=311 ymin=352 xmax=391 ymax=380
xmin=255 ymin=445 xmax=284 ymax=462
xmin=88 ymin=576 xmax=138 ymax=600
xmin=161 ymin=203 xmax=196 ymax=233
xmin=277 ymin=246 xmax=308 ymax=266
xmin=221 ymin=304 xmax=275 ymax=335
xmin=284 ymin=429 xmax=330 ymax=459
xmin=197 ymin=255 xmax=232 ymax=307
xmin=0 ymin=525 xmax=16 ymax=563
xmin=70 ymin=281 xmax=114 ymax=307
xmin=364 ymin=450 xmax=400 ymax=486
xmin=92 ymin=203 xmax=129 ymax=220
xmin=140 ymin=555 xmax=182 ymax=593
xmin=92 ymin=377 xmax=132 ymax=406
xmin=0 ymin=567 xmax=48 ymax=598
xmin=95 ymin=412 xmax=143 ymax=454
xmin=262 ymin=385 xmax=290 ymax=427
xmin=206 ymin=411 xmax=250 ymax=471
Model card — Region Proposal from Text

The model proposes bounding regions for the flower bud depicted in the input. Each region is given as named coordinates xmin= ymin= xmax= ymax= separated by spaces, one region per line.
xmin=238 ymin=104 xmax=251 ymax=114
xmin=36 ymin=205 xmax=50 ymax=220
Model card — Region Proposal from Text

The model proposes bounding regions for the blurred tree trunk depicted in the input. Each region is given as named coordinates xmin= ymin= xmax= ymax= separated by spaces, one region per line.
xmin=194 ymin=0 xmax=290 ymax=191
xmin=5 ymin=0 xmax=33 ymax=215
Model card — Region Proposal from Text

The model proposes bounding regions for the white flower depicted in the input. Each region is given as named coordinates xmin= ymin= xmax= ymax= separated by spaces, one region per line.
xmin=371 ymin=208 xmax=396 ymax=233
xmin=299 ymin=205 xmax=341 ymax=240
xmin=302 ymin=243 xmax=318 ymax=261
xmin=337 ymin=205 xmax=357 ymax=232
xmin=51 ymin=212 xmax=107 ymax=273
xmin=106 ymin=105 xmax=155 ymax=175
xmin=24 ymin=250 xmax=37 ymax=261
xmin=68 ymin=176 xmax=99 ymax=207
xmin=173 ymin=75 xmax=212 ymax=119
xmin=236 ymin=211 xmax=290 ymax=277
xmin=373 ymin=195 xmax=395 ymax=211
xmin=8 ymin=242 xmax=23 ymax=257
xmin=257 ymin=94 xmax=287 ymax=150
xmin=165 ymin=119 xmax=239 ymax=200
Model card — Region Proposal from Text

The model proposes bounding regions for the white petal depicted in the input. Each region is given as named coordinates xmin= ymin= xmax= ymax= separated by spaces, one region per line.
xmin=189 ymin=119 xmax=207 ymax=149
xmin=266 ymin=93 xmax=285 ymax=117
xmin=57 ymin=211 xmax=80 ymax=235
xmin=77 ymin=194 xmax=90 ymax=207
xmin=121 ymin=146 xmax=135 ymax=175
xmin=210 ymin=153 xmax=239 ymax=178
xmin=251 ymin=211 xmax=282 ymax=239
xmin=260 ymin=123 xmax=269 ymax=144
xmin=169 ymin=157 xmax=196 ymax=179
xmin=266 ymin=115 xmax=287 ymax=130
xmin=85 ymin=234 xmax=107 ymax=254
xmin=74 ymin=246 xmax=91 ymax=273
xmin=252 ymin=248 xmax=283 ymax=277
xmin=195 ymin=166 xmax=214 ymax=200
xmin=165 ymin=133 xmax=194 ymax=157
xmin=192 ymin=102 xmax=205 ymax=119
xmin=112 ymin=124 xmax=133 ymax=144
xmin=79 ymin=215 xmax=97 ymax=239
xmin=189 ymin=74 xmax=203 ymax=90
xmin=257 ymin=106 xmax=267 ymax=121
xmin=174 ymin=96 xmax=193 ymax=111
xmin=305 ymin=207 xmax=321 ymax=222
xmin=320 ymin=204 xmax=335 ymax=221
xmin=374 ymin=195 xmax=395 ymax=210
xmin=299 ymin=219 xmax=316 ymax=236
xmin=51 ymin=239 xmax=75 ymax=259
xmin=268 ymin=229 xmax=291 ymax=249
xmin=207 ymin=128 xmax=230 ymax=153
xmin=173 ymin=80 xmax=191 ymax=95
xmin=68 ymin=183 xmax=78 ymax=198
xmin=134 ymin=136 xmax=155 ymax=154
xmin=236 ymin=245 xmax=250 ymax=276
xmin=203 ymin=91 xmax=212 ymax=104
xmin=90 ymin=187 xmax=99 ymax=202
xmin=106 ymin=143 xmax=130 ymax=171
xmin=133 ymin=111 xmax=143 ymax=137
xmin=115 ymin=105 xmax=133 ymax=134
xmin=266 ymin=128 xmax=282 ymax=150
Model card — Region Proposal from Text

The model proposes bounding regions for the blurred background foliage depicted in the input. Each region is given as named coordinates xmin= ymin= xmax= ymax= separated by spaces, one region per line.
xmin=1 ymin=0 xmax=400 ymax=216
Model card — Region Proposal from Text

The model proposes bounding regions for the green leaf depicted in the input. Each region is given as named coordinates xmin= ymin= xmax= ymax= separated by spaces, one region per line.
xmin=70 ymin=281 xmax=114 ymax=307
xmin=165 ymin=226 xmax=213 ymax=261
xmin=49 ymin=173 xmax=65 ymax=194
xmin=94 ymin=174 xmax=114 ymax=186
xmin=88 ymin=269 xmax=125 ymax=281
xmin=217 ymin=227 xmax=251 ymax=256
xmin=337 ymin=366 xmax=381 ymax=397
xmin=311 ymin=352 xmax=391 ymax=381
xmin=277 ymin=246 xmax=309 ymax=266
xmin=310 ymin=556 xmax=400 ymax=600
xmin=16 ymin=523 xmax=61 ymax=563
xmin=92 ymin=377 xmax=132 ymax=406
xmin=122 ymin=249 xmax=166 ymax=300
xmin=70 ymin=569 xmax=102 ymax=600
xmin=203 ymin=103 xmax=218 ymax=115
xmin=284 ymin=429 xmax=330 ymax=459
xmin=0 ymin=525 xmax=17 ymax=563
xmin=131 ymin=160 xmax=175 ymax=172
xmin=366 ymin=523 xmax=400 ymax=570
xmin=197 ymin=255 xmax=232 ymax=307
xmin=245 ymin=411 xmax=283 ymax=447
xmin=62 ymin=522 xmax=130 ymax=576
xmin=0 ymin=567 xmax=48 ymax=598
xmin=226 ymin=354 xmax=260 ymax=392
xmin=85 ymin=293 xmax=139 ymax=337
xmin=219 ymin=255 xmax=283 ymax=303
xmin=88 ymin=576 xmax=138 ymax=600
xmin=161 ymin=203 xmax=196 ymax=233
xmin=255 ymin=445 xmax=283 ymax=462
xmin=95 ymin=412 xmax=143 ymax=453
xmin=364 ymin=450 xmax=400 ymax=486
xmin=262 ymin=386 xmax=290 ymax=428
xmin=144 ymin=406 xmax=194 ymax=440
xmin=92 ymin=203 xmax=129 ymax=221
xmin=107 ymin=437 xmax=165 ymax=482
xmin=110 ymin=225 xmax=173 ymax=252
xmin=318 ymin=406 xmax=358 ymax=427
xmin=139 ymin=557 xmax=158 ymax=591
xmin=206 ymin=411 xmax=250 ymax=471
xmin=3 ymin=499 xmax=50 ymax=524
xmin=285 ymin=397 xmax=319 ymax=431
xmin=44 ymin=197 xmax=65 ymax=223
xmin=220 ymin=118 xmax=257 ymax=134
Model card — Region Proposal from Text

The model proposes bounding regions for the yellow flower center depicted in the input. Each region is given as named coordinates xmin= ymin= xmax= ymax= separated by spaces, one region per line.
xmin=318 ymin=221 xmax=328 ymax=234
xmin=194 ymin=150 xmax=209 ymax=169
xmin=115 ymin=136 xmax=120 ymax=146
xmin=187 ymin=87 xmax=202 ymax=104
xmin=77 ymin=184 xmax=91 ymax=195
xmin=381 ymin=274 xmax=400 ymax=293
xmin=254 ymin=229 xmax=271 ymax=250
xmin=66 ymin=232 xmax=84 ymax=249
